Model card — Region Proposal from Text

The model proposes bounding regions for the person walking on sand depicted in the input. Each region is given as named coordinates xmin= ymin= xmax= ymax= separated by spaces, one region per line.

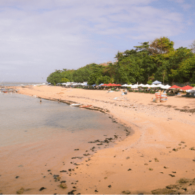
xmin=124 ymin=89 xmax=128 ymax=95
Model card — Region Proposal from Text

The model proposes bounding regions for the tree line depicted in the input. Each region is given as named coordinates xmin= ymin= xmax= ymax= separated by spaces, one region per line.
xmin=47 ymin=37 xmax=195 ymax=85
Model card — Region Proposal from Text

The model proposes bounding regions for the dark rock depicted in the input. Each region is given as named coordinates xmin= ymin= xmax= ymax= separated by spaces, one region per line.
xmin=16 ymin=187 xmax=24 ymax=194
xmin=95 ymin=189 xmax=98 ymax=192
xmin=83 ymin=153 xmax=90 ymax=156
xmin=151 ymin=188 xmax=176 ymax=194
xmin=39 ymin=187 xmax=46 ymax=191
xmin=169 ymin=174 xmax=175 ymax=177
xmin=68 ymin=190 xmax=76 ymax=194
xmin=15 ymin=176 xmax=19 ymax=179
xmin=178 ymin=178 xmax=189 ymax=184
xmin=72 ymin=157 xmax=83 ymax=159
xmin=128 ymin=169 xmax=132 ymax=171
xmin=60 ymin=183 xmax=67 ymax=189
xmin=108 ymin=185 xmax=111 ymax=188
xmin=166 ymin=185 xmax=179 ymax=189
xmin=53 ymin=175 xmax=61 ymax=182
xmin=182 ymin=188 xmax=187 ymax=191
xmin=88 ymin=140 xmax=100 ymax=143
xmin=122 ymin=190 xmax=131 ymax=194
xmin=60 ymin=170 xmax=67 ymax=172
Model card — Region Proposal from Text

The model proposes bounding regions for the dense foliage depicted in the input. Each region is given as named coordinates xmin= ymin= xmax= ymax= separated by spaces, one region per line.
xmin=47 ymin=37 xmax=195 ymax=85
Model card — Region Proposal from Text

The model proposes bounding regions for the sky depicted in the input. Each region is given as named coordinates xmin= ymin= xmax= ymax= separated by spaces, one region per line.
xmin=0 ymin=0 xmax=195 ymax=82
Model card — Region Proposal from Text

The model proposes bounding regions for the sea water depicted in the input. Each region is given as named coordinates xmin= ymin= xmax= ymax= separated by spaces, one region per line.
xmin=0 ymin=93 xmax=124 ymax=147
xmin=0 ymin=93 xmax=127 ymax=193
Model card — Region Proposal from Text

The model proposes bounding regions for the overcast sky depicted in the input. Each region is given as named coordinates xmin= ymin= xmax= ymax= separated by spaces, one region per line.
xmin=0 ymin=0 xmax=195 ymax=82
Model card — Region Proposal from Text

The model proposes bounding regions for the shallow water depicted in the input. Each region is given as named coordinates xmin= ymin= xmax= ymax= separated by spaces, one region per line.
xmin=0 ymin=93 xmax=127 ymax=194
xmin=0 ymin=93 xmax=122 ymax=147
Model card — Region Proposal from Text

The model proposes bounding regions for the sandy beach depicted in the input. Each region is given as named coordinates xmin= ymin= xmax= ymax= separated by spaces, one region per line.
xmin=6 ymin=85 xmax=195 ymax=194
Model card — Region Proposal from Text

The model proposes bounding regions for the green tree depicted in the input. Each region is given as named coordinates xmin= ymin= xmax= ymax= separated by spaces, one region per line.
xmin=61 ymin=78 xmax=69 ymax=83
xmin=190 ymin=40 xmax=195 ymax=53
xmin=115 ymin=51 xmax=124 ymax=61
xmin=149 ymin=37 xmax=174 ymax=54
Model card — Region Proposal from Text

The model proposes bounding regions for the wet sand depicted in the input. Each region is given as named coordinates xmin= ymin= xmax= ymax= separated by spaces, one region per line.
xmin=4 ymin=85 xmax=195 ymax=194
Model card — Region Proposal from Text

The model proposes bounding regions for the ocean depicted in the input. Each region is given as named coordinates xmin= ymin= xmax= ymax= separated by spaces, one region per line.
xmin=0 ymin=92 xmax=128 ymax=193
xmin=0 ymin=82 xmax=42 ymax=87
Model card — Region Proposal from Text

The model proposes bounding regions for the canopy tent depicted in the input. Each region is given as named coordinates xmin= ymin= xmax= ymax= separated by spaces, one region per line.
xmin=98 ymin=83 xmax=104 ymax=86
xmin=152 ymin=80 xmax=162 ymax=85
xmin=169 ymin=85 xmax=181 ymax=89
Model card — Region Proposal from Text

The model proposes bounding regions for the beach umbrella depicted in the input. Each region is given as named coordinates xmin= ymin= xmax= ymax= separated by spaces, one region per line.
xmin=106 ymin=83 xmax=113 ymax=87
xmin=150 ymin=84 xmax=158 ymax=88
xmin=161 ymin=86 xmax=170 ymax=89
xmin=152 ymin=80 xmax=162 ymax=85
xmin=81 ymin=83 xmax=88 ymax=86
xmin=145 ymin=84 xmax=151 ymax=88
xmin=156 ymin=84 xmax=164 ymax=88
xmin=169 ymin=85 xmax=181 ymax=89
xmin=181 ymin=85 xmax=193 ymax=90
xmin=131 ymin=84 xmax=138 ymax=89
xmin=122 ymin=84 xmax=128 ymax=87
xmin=92 ymin=84 xmax=96 ymax=87
xmin=138 ymin=83 xmax=144 ymax=87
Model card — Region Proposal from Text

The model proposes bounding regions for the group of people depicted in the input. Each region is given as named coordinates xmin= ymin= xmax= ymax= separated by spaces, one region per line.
xmin=154 ymin=90 xmax=167 ymax=103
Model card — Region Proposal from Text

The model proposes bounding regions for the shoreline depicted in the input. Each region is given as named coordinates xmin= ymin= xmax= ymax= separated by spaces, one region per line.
xmin=10 ymin=86 xmax=195 ymax=193
xmin=0 ymin=91 xmax=132 ymax=194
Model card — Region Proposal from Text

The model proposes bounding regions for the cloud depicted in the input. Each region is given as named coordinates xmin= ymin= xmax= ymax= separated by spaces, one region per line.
xmin=0 ymin=0 xmax=191 ymax=82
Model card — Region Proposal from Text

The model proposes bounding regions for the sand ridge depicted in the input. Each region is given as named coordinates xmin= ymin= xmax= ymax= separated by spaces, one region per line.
xmin=14 ymin=85 xmax=195 ymax=194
